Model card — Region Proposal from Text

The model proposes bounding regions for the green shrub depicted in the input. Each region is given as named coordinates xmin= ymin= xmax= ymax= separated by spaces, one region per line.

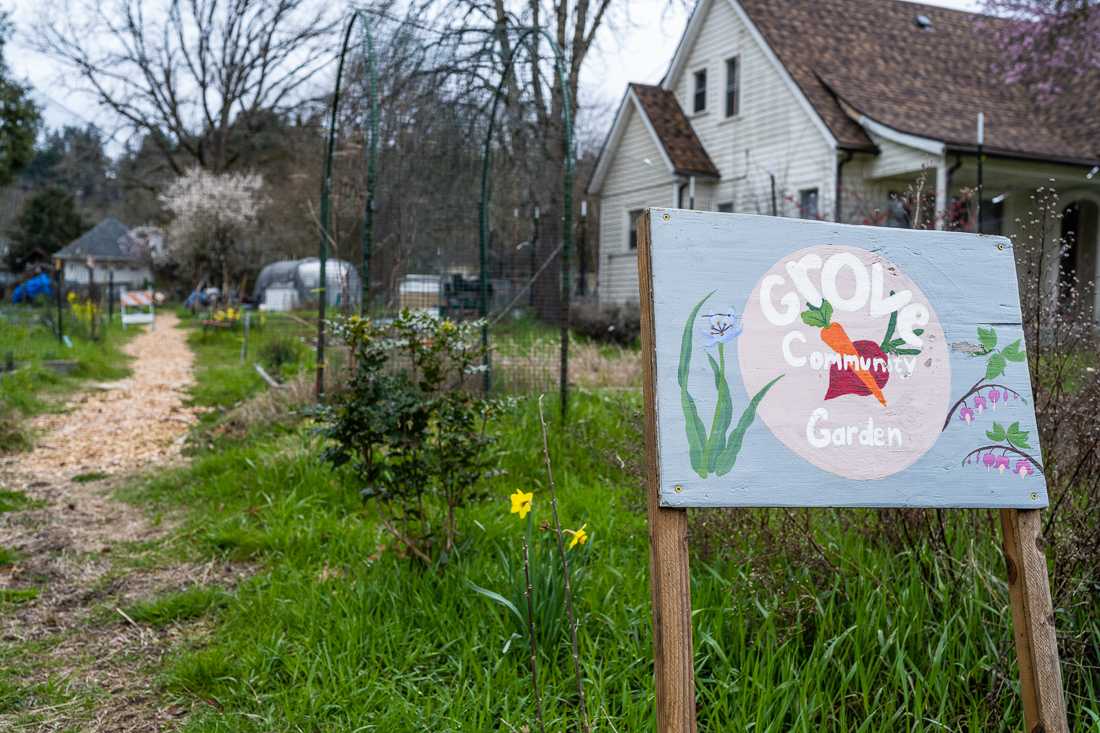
xmin=571 ymin=301 xmax=640 ymax=346
xmin=315 ymin=311 xmax=500 ymax=564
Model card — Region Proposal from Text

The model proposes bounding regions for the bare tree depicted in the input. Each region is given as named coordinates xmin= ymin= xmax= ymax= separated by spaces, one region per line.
xmin=33 ymin=0 xmax=339 ymax=174
xmin=381 ymin=0 xmax=614 ymax=319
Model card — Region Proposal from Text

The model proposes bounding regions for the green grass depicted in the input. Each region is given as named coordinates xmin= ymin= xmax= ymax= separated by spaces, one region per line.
xmin=124 ymin=586 xmax=230 ymax=628
xmin=178 ymin=310 xmax=315 ymax=418
xmin=0 ymin=489 xmax=43 ymax=513
xmin=0 ymin=305 xmax=136 ymax=448
xmin=115 ymin=318 xmax=1099 ymax=732
xmin=71 ymin=471 xmax=109 ymax=483
xmin=0 ymin=587 xmax=39 ymax=606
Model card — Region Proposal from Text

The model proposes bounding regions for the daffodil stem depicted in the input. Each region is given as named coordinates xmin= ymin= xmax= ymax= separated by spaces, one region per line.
xmin=522 ymin=536 xmax=546 ymax=733
xmin=537 ymin=394 xmax=590 ymax=733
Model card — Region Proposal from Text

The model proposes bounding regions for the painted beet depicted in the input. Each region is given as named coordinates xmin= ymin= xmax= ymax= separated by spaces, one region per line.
xmin=824 ymin=339 xmax=889 ymax=401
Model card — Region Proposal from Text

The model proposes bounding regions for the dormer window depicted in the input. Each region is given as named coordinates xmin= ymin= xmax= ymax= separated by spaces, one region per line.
xmin=693 ymin=69 xmax=707 ymax=113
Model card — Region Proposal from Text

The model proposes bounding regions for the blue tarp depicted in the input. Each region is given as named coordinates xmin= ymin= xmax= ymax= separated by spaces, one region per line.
xmin=11 ymin=273 xmax=53 ymax=303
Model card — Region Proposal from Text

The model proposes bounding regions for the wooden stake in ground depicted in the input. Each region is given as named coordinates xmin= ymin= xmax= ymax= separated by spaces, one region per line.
xmin=1000 ymin=509 xmax=1069 ymax=733
xmin=637 ymin=212 xmax=697 ymax=733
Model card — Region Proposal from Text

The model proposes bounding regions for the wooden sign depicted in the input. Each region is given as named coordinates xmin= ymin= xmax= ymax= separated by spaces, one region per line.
xmin=637 ymin=209 xmax=1067 ymax=732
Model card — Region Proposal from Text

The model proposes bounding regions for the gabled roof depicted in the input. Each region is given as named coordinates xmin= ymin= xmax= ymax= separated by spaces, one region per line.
xmin=630 ymin=84 xmax=720 ymax=178
xmin=737 ymin=0 xmax=1100 ymax=165
xmin=588 ymin=84 xmax=718 ymax=194
xmin=54 ymin=218 xmax=140 ymax=262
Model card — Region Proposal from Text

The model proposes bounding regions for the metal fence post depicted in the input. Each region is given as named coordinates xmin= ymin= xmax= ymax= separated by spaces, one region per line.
xmin=478 ymin=26 xmax=575 ymax=411
xmin=317 ymin=9 xmax=379 ymax=398
xmin=54 ymin=258 xmax=64 ymax=345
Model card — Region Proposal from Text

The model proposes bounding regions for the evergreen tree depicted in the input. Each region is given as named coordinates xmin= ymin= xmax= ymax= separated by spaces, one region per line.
xmin=0 ymin=11 xmax=40 ymax=188
xmin=6 ymin=187 xmax=87 ymax=271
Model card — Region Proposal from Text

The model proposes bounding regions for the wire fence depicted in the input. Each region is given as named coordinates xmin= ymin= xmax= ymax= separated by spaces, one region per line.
xmin=302 ymin=10 xmax=578 ymax=407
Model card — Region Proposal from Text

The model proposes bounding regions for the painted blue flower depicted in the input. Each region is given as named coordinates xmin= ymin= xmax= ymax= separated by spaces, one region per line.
xmin=701 ymin=307 xmax=742 ymax=347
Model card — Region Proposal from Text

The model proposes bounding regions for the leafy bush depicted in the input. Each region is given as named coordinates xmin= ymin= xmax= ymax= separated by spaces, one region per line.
xmin=571 ymin=301 xmax=640 ymax=346
xmin=316 ymin=310 xmax=499 ymax=564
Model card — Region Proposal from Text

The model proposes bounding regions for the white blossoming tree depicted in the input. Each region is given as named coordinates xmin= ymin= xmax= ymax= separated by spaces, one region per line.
xmin=160 ymin=167 xmax=266 ymax=294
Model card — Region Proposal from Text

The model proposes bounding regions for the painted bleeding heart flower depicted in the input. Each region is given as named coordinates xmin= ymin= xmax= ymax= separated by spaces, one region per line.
xmin=989 ymin=388 xmax=1001 ymax=409
xmin=703 ymin=308 xmax=742 ymax=347
xmin=973 ymin=395 xmax=987 ymax=414
xmin=995 ymin=456 xmax=1010 ymax=474
xmin=1015 ymin=459 xmax=1034 ymax=478
xmin=959 ymin=406 xmax=975 ymax=424
xmin=982 ymin=453 xmax=996 ymax=470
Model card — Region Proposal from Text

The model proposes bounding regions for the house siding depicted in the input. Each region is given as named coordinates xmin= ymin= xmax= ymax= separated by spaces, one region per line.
xmin=672 ymin=0 xmax=836 ymax=220
xmin=866 ymin=133 xmax=940 ymax=179
xmin=595 ymin=0 xmax=841 ymax=304
xmin=596 ymin=102 xmax=674 ymax=304
xmin=63 ymin=262 xmax=153 ymax=289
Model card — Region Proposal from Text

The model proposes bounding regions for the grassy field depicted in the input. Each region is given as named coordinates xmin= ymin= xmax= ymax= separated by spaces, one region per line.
xmin=111 ymin=321 xmax=1100 ymax=732
xmin=0 ymin=304 xmax=135 ymax=448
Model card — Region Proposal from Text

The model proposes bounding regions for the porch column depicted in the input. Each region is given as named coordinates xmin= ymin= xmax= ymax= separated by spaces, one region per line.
xmin=935 ymin=159 xmax=947 ymax=230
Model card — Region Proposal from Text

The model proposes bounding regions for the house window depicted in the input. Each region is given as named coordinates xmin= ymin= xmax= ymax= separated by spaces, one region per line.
xmin=725 ymin=57 xmax=740 ymax=117
xmin=628 ymin=209 xmax=644 ymax=250
xmin=799 ymin=188 xmax=819 ymax=219
xmin=693 ymin=69 xmax=707 ymax=113
xmin=980 ymin=197 xmax=1005 ymax=236
xmin=717 ymin=201 xmax=734 ymax=213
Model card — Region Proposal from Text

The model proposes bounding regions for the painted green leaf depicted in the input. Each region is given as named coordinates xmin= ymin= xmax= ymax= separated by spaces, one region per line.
xmin=894 ymin=348 xmax=921 ymax=355
xmin=819 ymin=299 xmax=833 ymax=326
xmin=714 ymin=375 xmax=784 ymax=476
xmin=1007 ymin=422 xmax=1031 ymax=449
xmin=977 ymin=326 xmax=997 ymax=352
xmin=703 ymin=348 xmax=733 ymax=473
xmin=1003 ymin=339 xmax=1025 ymax=362
xmin=986 ymin=422 xmax=1006 ymax=442
xmin=679 ymin=292 xmax=713 ymax=477
xmin=985 ymin=352 xmax=1007 ymax=381
xmin=801 ymin=309 xmax=826 ymax=328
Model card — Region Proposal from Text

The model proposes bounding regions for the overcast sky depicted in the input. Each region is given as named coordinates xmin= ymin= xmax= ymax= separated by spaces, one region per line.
xmin=5 ymin=0 xmax=982 ymax=150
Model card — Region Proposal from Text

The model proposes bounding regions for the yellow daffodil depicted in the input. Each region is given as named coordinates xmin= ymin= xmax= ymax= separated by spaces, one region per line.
xmin=565 ymin=523 xmax=588 ymax=549
xmin=509 ymin=490 xmax=533 ymax=519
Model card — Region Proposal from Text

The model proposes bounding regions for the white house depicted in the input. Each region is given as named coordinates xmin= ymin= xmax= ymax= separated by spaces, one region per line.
xmin=53 ymin=217 xmax=154 ymax=294
xmin=588 ymin=0 xmax=1100 ymax=314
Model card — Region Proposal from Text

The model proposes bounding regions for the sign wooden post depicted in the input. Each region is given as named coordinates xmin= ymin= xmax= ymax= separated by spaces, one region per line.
xmin=639 ymin=212 xmax=697 ymax=733
xmin=637 ymin=209 xmax=1067 ymax=731
xmin=1000 ymin=508 xmax=1068 ymax=731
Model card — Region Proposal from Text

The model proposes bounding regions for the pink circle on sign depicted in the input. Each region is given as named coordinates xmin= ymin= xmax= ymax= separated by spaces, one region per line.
xmin=738 ymin=245 xmax=950 ymax=480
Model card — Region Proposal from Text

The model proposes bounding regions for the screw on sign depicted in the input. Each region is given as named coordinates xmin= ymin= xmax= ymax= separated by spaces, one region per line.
xmin=636 ymin=210 xmax=1067 ymax=733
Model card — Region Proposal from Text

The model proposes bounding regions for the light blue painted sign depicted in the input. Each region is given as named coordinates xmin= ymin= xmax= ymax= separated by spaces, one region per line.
xmin=641 ymin=209 xmax=1048 ymax=508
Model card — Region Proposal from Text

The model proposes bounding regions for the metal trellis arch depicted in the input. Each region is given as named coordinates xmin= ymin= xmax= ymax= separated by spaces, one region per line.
xmin=479 ymin=25 xmax=575 ymax=418
xmin=315 ymin=9 xmax=379 ymax=400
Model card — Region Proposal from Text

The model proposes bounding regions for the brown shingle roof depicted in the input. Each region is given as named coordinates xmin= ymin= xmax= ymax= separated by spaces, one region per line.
xmin=739 ymin=0 xmax=1100 ymax=165
xmin=630 ymin=83 xmax=720 ymax=177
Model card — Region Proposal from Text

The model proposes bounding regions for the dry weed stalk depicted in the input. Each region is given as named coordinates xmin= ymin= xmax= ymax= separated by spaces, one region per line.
xmin=537 ymin=394 xmax=590 ymax=733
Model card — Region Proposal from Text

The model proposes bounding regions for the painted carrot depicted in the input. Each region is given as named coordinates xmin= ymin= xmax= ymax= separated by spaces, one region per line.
xmin=802 ymin=299 xmax=887 ymax=407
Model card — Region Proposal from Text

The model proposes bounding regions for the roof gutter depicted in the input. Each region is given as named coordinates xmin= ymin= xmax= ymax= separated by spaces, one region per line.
xmin=857 ymin=114 xmax=944 ymax=156
xmin=945 ymin=144 xmax=1100 ymax=170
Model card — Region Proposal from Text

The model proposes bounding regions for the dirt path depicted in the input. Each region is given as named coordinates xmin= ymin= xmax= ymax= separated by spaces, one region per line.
xmin=0 ymin=314 xmax=233 ymax=731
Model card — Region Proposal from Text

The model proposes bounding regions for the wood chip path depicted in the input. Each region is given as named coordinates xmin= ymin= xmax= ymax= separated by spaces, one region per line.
xmin=0 ymin=314 xmax=239 ymax=732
